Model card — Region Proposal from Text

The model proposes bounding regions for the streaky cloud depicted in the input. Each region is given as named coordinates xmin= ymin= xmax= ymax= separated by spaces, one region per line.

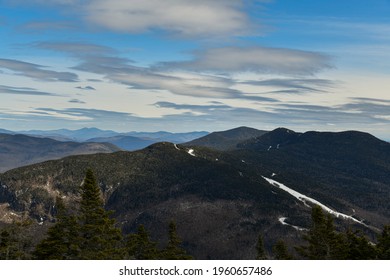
xmin=75 ymin=86 xmax=96 ymax=90
xmin=243 ymin=78 xmax=336 ymax=93
xmin=350 ymin=97 xmax=390 ymax=104
xmin=0 ymin=58 xmax=78 ymax=82
xmin=160 ymin=46 xmax=333 ymax=75
xmin=0 ymin=84 xmax=60 ymax=96
xmin=64 ymin=49 xmax=280 ymax=101
xmin=68 ymin=99 xmax=86 ymax=104
xmin=36 ymin=41 xmax=116 ymax=56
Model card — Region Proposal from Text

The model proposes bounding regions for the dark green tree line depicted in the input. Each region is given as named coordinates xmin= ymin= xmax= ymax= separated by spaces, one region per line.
xmin=2 ymin=170 xmax=388 ymax=260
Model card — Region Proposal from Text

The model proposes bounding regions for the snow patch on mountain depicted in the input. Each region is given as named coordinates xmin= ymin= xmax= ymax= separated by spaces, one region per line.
xmin=187 ymin=149 xmax=196 ymax=157
xmin=278 ymin=217 xmax=307 ymax=231
xmin=263 ymin=176 xmax=365 ymax=225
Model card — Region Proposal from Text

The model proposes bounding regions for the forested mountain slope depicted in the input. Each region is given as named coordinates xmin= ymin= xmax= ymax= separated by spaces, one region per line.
xmin=0 ymin=127 xmax=389 ymax=259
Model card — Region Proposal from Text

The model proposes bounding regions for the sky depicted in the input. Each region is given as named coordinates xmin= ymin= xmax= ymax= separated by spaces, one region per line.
xmin=0 ymin=0 xmax=389 ymax=139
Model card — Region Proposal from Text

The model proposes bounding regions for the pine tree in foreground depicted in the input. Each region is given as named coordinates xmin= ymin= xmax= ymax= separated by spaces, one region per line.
xmin=273 ymin=240 xmax=294 ymax=260
xmin=161 ymin=221 xmax=192 ymax=260
xmin=256 ymin=234 xmax=267 ymax=260
xmin=377 ymin=225 xmax=390 ymax=259
xmin=125 ymin=224 xmax=160 ymax=259
xmin=33 ymin=197 xmax=80 ymax=259
xmin=295 ymin=206 xmax=346 ymax=259
xmin=77 ymin=169 xmax=123 ymax=259
xmin=344 ymin=229 xmax=376 ymax=260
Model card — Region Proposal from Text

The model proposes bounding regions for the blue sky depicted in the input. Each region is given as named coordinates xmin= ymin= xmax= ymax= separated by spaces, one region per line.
xmin=0 ymin=0 xmax=389 ymax=139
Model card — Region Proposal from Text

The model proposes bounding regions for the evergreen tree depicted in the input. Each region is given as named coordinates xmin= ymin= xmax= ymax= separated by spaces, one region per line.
xmin=377 ymin=225 xmax=390 ymax=259
xmin=344 ymin=229 xmax=376 ymax=260
xmin=33 ymin=197 xmax=80 ymax=259
xmin=256 ymin=234 xmax=267 ymax=260
xmin=126 ymin=224 xmax=160 ymax=259
xmin=273 ymin=240 xmax=293 ymax=260
xmin=296 ymin=206 xmax=346 ymax=259
xmin=0 ymin=227 xmax=14 ymax=260
xmin=0 ymin=221 xmax=32 ymax=260
xmin=161 ymin=221 xmax=192 ymax=260
xmin=77 ymin=169 xmax=123 ymax=259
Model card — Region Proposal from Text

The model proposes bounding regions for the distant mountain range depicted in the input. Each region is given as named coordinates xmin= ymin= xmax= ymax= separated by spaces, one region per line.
xmin=4 ymin=127 xmax=120 ymax=142
xmin=0 ymin=134 xmax=120 ymax=173
xmin=0 ymin=128 xmax=209 ymax=172
xmin=0 ymin=126 xmax=389 ymax=259
xmin=2 ymin=127 xmax=209 ymax=143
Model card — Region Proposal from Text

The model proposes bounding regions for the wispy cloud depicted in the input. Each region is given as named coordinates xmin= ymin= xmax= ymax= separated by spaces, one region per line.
xmin=72 ymin=55 xmax=136 ymax=74
xmin=155 ymin=101 xmax=232 ymax=111
xmin=161 ymin=46 xmax=333 ymax=75
xmin=0 ymin=84 xmax=60 ymax=96
xmin=35 ymin=42 xmax=277 ymax=101
xmin=32 ymin=41 xmax=333 ymax=99
xmin=242 ymin=78 xmax=337 ymax=94
xmin=340 ymin=98 xmax=390 ymax=121
xmin=270 ymin=100 xmax=390 ymax=128
xmin=75 ymin=86 xmax=95 ymax=90
xmin=108 ymin=70 xmax=278 ymax=102
xmin=351 ymin=97 xmax=390 ymax=104
xmin=153 ymin=99 xmax=390 ymax=133
xmin=109 ymin=70 xmax=232 ymax=98
xmin=36 ymin=41 xmax=116 ymax=56
xmin=0 ymin=58 xmax=78 ymax=82
xmin=68 ymin=99 xmax=86 ymax=104
xmin=35 ymin=107 xmax=135 ymax=122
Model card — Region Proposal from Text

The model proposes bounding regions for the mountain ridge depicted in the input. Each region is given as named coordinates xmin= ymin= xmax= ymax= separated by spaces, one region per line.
xmin=0 ymin=126 xmax=389 ymax=259
xmin=0 ymin=127 xmax=209 ymax=143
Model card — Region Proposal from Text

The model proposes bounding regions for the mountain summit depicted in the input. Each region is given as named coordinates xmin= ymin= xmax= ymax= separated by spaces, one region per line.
xmin=184 ymin=126 xmax=268 ymax=150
